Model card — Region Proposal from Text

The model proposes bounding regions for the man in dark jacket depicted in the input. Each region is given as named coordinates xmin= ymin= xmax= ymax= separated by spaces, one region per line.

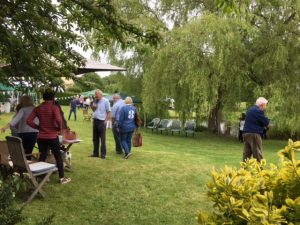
xmin=243 ymin=97 xmax=269 ymax=162
xmin=68 ymin=96 xmax=77 ymax=121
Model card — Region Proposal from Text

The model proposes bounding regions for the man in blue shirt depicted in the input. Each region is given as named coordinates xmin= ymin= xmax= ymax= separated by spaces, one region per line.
xmin=90 ymin=90 xmax=111 ymax=159
xmin=243 ymin=97 xmax=269 ymax=162
xmin=111 ymin=93 xmax=125 ymax=154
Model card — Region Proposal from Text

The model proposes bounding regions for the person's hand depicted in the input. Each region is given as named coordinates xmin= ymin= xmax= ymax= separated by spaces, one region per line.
xmin=1 ymin=127 xmax=6 ymax=133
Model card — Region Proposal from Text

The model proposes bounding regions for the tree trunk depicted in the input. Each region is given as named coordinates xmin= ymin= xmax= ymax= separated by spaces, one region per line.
xmin=207 ymin=89 xmax=223 ymax=134
xmin=181 ymin=111 xmax=186 ymax=130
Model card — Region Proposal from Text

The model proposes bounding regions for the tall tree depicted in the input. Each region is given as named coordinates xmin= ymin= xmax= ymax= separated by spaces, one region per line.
xmin=0 ymin=0 xmax=160 ymax=88
xmin=143 ymin=14 xmax=252 ymax=131
xmin=144 ymin=0 xmax=300 ymax=133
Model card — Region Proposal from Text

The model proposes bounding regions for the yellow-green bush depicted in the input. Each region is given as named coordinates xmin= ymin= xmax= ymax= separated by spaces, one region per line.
xmin=199 ymin=140 xmax=300 ymax=225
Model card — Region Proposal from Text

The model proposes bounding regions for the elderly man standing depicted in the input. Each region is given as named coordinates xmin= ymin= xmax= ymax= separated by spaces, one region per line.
xmin=90 ymin=89 xmax=111 ymax=159
xmin=243 ymin=97 xmax=269 ymax=162
xmin=111 ymin=93 xmax=125 ymax=154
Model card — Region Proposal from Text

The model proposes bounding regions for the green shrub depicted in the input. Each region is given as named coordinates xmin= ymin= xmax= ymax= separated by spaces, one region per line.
xmin=199 ymin=140 xmax=300 ymax=225
xmin=0 ymin=166 xmax=54 ymax=225
xmin=0 ymin=166 xmax=27 ymax=225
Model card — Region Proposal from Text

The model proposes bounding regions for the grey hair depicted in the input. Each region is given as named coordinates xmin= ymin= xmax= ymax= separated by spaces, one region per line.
xmin=113 ymin=93 xmax=121 ymax=98
xmin=95 ymin=89 xmax=103 ymax=95
xmin=255 ymin=97 xmax=268 ymax=106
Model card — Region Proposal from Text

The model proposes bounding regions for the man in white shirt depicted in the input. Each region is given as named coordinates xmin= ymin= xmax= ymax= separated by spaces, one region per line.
xmin=90 ymin=89 xmax=111 ymax=159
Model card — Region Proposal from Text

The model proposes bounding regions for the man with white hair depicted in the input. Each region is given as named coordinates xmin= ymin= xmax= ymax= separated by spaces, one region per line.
xmin=90 ymin=89 xmax=111 ymax=159
xmin=242 ymin=97 xmax=269 ymax=162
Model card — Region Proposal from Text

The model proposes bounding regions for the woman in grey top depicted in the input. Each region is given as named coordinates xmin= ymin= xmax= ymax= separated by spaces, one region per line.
xmin=1 ymin=96 xmax=38 ymax=159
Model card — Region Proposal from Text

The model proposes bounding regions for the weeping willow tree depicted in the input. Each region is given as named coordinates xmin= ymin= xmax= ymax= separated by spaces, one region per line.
xmin=144 ymin=0 xmax=300 ymax=134
xmin=143 ymin=14 xmax=253 ymax=132
xmin=245 ymin=0 xmax=300 ymax=134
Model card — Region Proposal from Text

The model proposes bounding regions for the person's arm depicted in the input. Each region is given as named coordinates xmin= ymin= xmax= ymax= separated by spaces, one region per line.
xmin=111 ymin=105 xmax=117 ymax=123
xmin=257 ymin=111 xmax=269 ymax=127
xmin=118 ymin=108 xmax=125 ymax=129
xmin=105 ymin=100 xmax=111 ymax=122
xmin=1 ymin=109 xmax=24 ymax=133
xmin=1 ymin=123 xmax=10 ymax=133
xmin=91 ymin=100 xmax=97 ymax=112
xmin=27 ymin=108 xmax=39 ymax=130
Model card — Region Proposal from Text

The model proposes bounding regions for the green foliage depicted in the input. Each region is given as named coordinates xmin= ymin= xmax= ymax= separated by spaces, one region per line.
xmin=0 ymin=0 xmax=160 ymax=86
xmin=0 ymin=166 xmax=26 ymax=225
xmin=143 ymin=13 xmax=252 ymax=130
xmin=70 ymin=73 xmax=104 ymax=92
xmin=199 ymin=139 xmax=300 ymax=224
xmin=0 ymin=92 xmax=10 ymax=102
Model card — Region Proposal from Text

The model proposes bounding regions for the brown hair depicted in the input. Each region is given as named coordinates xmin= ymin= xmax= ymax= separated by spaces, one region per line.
xmin=19 ymin=96 xmax=34 ymax=108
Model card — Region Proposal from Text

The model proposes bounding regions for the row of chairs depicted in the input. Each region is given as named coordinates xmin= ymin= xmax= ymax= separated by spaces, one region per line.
xmin=147 ymin=118 xmax=196 ymax=137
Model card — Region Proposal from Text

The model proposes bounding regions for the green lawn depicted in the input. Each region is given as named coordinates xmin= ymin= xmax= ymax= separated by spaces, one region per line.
xmin=0 ymin=107 xmax=286 ymax=225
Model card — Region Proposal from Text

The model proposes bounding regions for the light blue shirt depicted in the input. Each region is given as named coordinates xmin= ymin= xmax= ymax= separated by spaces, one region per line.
xmin=111 ymin=99 xmax=125 ymax=121
xmin=93 ymin=98 xmax=111 ymax=120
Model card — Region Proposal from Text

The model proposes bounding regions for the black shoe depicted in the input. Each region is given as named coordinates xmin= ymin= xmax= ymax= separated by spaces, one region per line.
xmin=89 ymin=155 xmax=99 ymax=158
xmin=100 ymin=156 xmax=106 ymax=159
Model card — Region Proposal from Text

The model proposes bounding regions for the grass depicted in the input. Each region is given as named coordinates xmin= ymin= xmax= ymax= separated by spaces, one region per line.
xmin=0 ymin=107 xmax=287 ymax=225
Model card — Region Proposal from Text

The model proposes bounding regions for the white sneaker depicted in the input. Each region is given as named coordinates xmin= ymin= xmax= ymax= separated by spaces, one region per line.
xmin=124 ymin=153 xmax=132 ymax=159
xmin=59 ymin=177 xmax=71 ymax=184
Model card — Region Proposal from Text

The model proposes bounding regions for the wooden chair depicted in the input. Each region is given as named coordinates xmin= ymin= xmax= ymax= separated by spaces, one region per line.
xmin=0 ymin=140 xmax=11 ymax=167
xmin=82 ymin=109 xmax=92 ymax=121
xmin=6 ymin=136 xmax=57 ymax=203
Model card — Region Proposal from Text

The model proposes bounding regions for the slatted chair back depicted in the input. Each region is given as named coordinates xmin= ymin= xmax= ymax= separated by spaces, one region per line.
xmin=6 ymin=136 xmax=58 ymax=203
xmin=0 ymin=140 xmax=10 ymax=167
xmin=6 ymin=136 xmax=30 ymax=173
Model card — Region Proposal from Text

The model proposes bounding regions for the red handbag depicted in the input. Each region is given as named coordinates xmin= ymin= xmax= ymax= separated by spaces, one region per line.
xmin=62 ymin=129 xmax=78 ymax=140
xmin=132 ymin=129 xmax=142 ymax=147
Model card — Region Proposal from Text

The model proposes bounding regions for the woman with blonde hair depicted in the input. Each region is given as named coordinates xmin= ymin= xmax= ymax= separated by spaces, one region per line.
xmin=1 ymin=96 xmax=38 ymax=159
xmin=118 ymin=96 xmax=138 ymax=159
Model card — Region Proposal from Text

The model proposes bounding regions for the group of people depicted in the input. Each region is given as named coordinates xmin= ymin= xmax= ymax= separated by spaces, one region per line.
xmin=67 ymin=96 xmax=94 ymax=121
xmin=1 ymin=90 xmax=71 ymax=184
xmin=1 ymin=90 xmax=269 ymax=183
xmin=90 ymin=90 xmax=141 ymax=159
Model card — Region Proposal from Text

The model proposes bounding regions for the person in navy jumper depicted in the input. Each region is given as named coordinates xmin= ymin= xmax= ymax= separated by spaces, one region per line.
xmin=243 ymin=97 xmax=269 ymax=162
xmin=68 ymin=96 xmax=77 ymax=121
xmin=118 ymin=97 xmax=137 ymax=159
